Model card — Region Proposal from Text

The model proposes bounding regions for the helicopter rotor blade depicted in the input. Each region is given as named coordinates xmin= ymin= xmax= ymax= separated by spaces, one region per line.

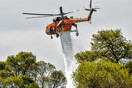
xmin=23 ymin=8 xmax=74 ymax=18
xmin=23 ymin=12 xmax=74 ymax=19
xmin=85 ymin=0 xmax=100 ymax=11
xmin=24 ymin=12 xmax=76 ymax=19
xmin=25 ymin=15 xmax=54 ymax=19
xmin=23 ymin=6 xmax=80 ymax=19
xmin=85 ymin=0 xmax=92 ymax=11
xmin=93 ymin=8 xmax=100 ymax=9
xmin=94 ymin=2 xmax=99 ymax=4
xmin=84 ymin=9 xmax=91 ymax=11
xmin=59 ymin=6 xmax=65 ymax=20
xmin=64 ymin=11 xmax=73 ymax=14
xmin=60 ymin=6 xmax=63 ymax=14
xmin=23 ymin=13 xmax=60 ymax=16
xmin=66 ymin=8 xmax=81 ymax=13
xmin=90 ymin=0 xmax=92 ymax=8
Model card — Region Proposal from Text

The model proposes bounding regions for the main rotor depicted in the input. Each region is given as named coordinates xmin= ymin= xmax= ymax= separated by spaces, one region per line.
xmin=23 ymin=6 xmax=72 ymax=19
xmin=85 ymin=0 xmax=100 ymax=11
xmin=23 ymin=0 xmax=100 ymax=19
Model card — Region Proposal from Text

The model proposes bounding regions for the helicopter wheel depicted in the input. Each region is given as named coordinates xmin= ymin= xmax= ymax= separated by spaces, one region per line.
xmin=51 ymin=35 xmax=53 ymax=39
xmin=56 ymin=34 xmax=59 ymax=38
xmin=76 ymin=32 xmax=79 ymax=36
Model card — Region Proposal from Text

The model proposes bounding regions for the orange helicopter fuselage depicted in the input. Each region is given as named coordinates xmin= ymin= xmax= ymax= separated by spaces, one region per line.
xmin=46 ymin=19 xmax=72 ymax=35
xmin=46 ymin=8 xmax=94 ymax=35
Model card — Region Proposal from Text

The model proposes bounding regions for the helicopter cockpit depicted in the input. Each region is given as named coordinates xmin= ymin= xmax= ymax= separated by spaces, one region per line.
xmin=53 ymin=17 xmax=62 ymax=22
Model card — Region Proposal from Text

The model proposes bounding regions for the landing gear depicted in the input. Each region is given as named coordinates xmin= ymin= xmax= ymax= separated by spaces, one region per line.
xmin=51 ymin=34 xmax=59 ymax=39
xmin=51 ymin=35 xmax=53 ymax=39
xmin=75 ymin=27 xmax=79 ymax=36
xmin=71 ymin=23 xmax=79 ymax=36
xmin=76 ymin=32 xmax=79 ymax=36
xmin=56 ymin=34 xmax=59 ymax=38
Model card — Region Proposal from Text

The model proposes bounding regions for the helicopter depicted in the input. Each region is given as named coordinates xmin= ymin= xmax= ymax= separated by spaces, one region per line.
xmin=23 ymin=0 xmax=99 ymax=39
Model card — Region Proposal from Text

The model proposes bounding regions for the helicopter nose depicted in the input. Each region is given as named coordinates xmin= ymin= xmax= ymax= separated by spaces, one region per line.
xmin=46 ymin=26 xmax=50 ymax=35
xmin=46 ymin=26 xmax=48 ymax=29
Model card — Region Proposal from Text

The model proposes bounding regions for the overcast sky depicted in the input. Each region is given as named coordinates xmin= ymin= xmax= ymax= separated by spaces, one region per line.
xmin=0 ymin=0 xmax=132 ymax=71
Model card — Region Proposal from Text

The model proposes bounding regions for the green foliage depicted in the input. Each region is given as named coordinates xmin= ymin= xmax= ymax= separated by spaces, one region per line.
xmin=73 ymin=29 xmax=132 ymax=88
xmin=0 ymin=70 xmax=13 ymax=78
xmin=6 ymin=52 xmax=36 ymax=76
xmin=76 ymin=29 xmax=132 ymax=63
xmin=25 ymin=82 xmax=39 ymax=88
xmin=19 ymin=75 xmax=34 ymax=85
xmin=3 ymin=76 xmax=23 ymax=87
xmin=125 ymin=61 xmax=132 ymax=75
xmin=73 ymin=60 xmax=132 ymax=88
xmin=36 ymin=61 xmax=66 ymax=88
xmin=0 ymin=51 xmax=66 ymax=88
xmin=15 ymin=52 xmax=36 ymax=75
xmin=50 ymin=70 xmax=67 ymax=88
xmin=36 ymin=61 xmax=55 ymax=77
xmin=35 ymin=61 xmax=55 ymax=88
xmin=0 ymin=61 xmax=7 ymax=70
xmin=91 ymin=29 xmax=132 ymax=63
xmin=75 ymin=50 xmax=107 ymax=63
xmin=0 ymin=75 xmax=33 ymax=88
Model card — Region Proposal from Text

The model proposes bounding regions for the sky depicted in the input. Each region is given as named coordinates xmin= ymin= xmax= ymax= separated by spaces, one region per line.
xmin=0 ymin=0 xmax=132 ymax=72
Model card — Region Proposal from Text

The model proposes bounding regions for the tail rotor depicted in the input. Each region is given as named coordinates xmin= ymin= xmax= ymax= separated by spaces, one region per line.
xmin=84 ymin=0 xmax=100 ymax=23
xmin=90 ymin=0 xmax=92 ymax=9
xmin=85 ymin=0 xmax=100 ymax=11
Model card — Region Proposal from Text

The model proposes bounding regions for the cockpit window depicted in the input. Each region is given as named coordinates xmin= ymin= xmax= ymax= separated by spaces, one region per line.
xmin=53 ymin=17 xmax=62 ymax=22
xmin=53 ymin=19 xmax=56 ymax=22
xmin=56 ymin=17 xmax=62 ymax=21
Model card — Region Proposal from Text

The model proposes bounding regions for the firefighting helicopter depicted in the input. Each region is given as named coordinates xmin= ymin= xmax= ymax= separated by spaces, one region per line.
xmin=23 ymin=0 xmax=99 ymax=39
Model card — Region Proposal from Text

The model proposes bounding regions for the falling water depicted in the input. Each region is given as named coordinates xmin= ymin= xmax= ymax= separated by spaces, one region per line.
xmin=60 ymin=31 xmax=76 ymax=88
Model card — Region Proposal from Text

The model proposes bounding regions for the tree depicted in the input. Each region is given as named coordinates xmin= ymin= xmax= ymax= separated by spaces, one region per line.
xmin=0 ymin=61 xmax=7 ymax=71
xmin=91 ymin=29 xmax=132 ymax=63
xmin=6 ymin=55 xmax=20 ymax=76
xmin=36 ymin=61 xmax=67 ymax=88
xmin=15 ymin=52 xmax=36 ymax=75
xmin=25 ymin=82 xmax=39 ymax=88
xmin=50 ymin=70 xmax=67 ymax=88
xmin=36 ymin=61 xmax=55 ymax=88
xmin=76 ymin=29 xmax=132 ymax=63
xmin=125 ymin=61 xmax=132 ymax=75
xmin=0 ymin=70 xmax=14 ymax=87
xmin=37 ymin=61 xmax=55 ymax=77
xmin=75 ymin=51 xmax=100 ymax=63
xmin=0 ymin=51 xmax=66 ymax=88
xmin=6 ymin=52 xmax=36 ymax=76
xmin=73 ymin=29 xmax=132 ymax=88
xmin=0 ymin=74 xmax=34 ymax=88
xmin=73 ymin=60 xmax=132 ymax=88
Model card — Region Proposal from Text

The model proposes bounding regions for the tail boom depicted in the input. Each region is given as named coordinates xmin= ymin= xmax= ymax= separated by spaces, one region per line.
xmin=86 ymin=8 xmax=96 ymax=21
xmin=70 ymin=8 xmax=96 ymax=23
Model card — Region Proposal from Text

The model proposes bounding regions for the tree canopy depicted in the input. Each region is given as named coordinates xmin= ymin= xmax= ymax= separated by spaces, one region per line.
xmin=0 ymin=51 xmax=67 ymax=88
xmin=76 ymin=29 xmax=132 ymax=63
xmin=73 ymin=60 xmax=132 ymax=88
xmin=73 ymin=29 xmax=132 ymax=88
